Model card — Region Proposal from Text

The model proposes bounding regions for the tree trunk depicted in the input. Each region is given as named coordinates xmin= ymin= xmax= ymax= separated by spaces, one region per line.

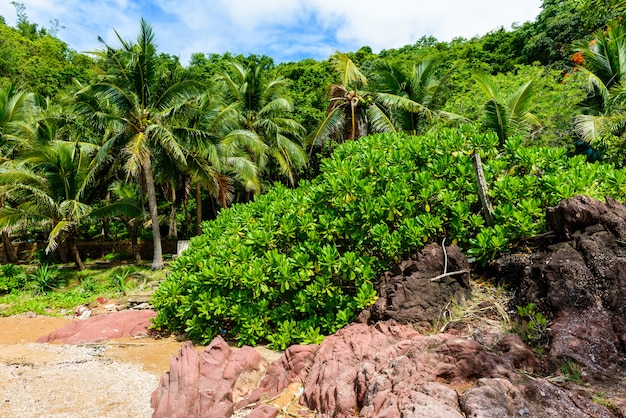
xmin=101 ymin=191 xmax=112 ymax=239
xmin=472 ymin=153 xmax=494 ymax=227
xmin=126 ymin=219 xmax=141 ymax=263
xmin=1 ymin=230 xmax=17 ymax=263
xmin=167 ymin=184 xmax=177 ymax=240
xmin=195 ymin=182 xmax=202 ymax=236
xmin=0 ymin=196 xmax=17 ymax=263
xmin=143 ymin=159 xmax=164 ymax=270
xmin=67 ymin=230 xmax=84 ymax=271
xmin=183 ymin=178 xmax=191 ymax=238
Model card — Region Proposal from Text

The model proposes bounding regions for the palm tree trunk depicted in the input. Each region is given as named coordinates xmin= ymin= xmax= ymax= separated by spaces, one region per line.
xmin=167 ymin=184 xmax=177 ymax=239
xmin=195 ymin=182 xmax=202 ymax=236
xmin=143 ymin=159 xmax=164 ymax=270
xmin=2 ymin=230 xmax=17 ymax=262
xmin=101 ymin=192 xmax=112 ymax=239
xmin=0 ymin=196 xmax=17 ymax=263
xmin=67 ymin=231 xmax=84 ymax=271
xmin=126 ymin=220 xmax=141 ymax=263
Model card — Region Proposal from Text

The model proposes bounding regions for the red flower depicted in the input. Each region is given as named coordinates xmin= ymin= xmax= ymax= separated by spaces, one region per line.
xmin=571 ymin=51 xmax=585 ymax=66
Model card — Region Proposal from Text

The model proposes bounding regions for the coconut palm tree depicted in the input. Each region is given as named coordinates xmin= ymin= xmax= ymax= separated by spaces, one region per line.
xmin=0 ymin=140 xmax=97 ymax=270
xmin=309 ymin=53 xmax=458 ymax=152
xmin=473 ymin=71 xmax=541 ymax=146
xmin=77 ymin=19 xmax=202 ymax=269
xmin=308 ymin=52 xmax=394 ymax=150
xmin=177 ymin=92 xmax=260 ymax=234
xmin=370 ymin=59 xmax=463 ymax=135
xmin=216 ymin=60 xmax=307 ymax=186
xmin=573 ymin=21 xmax=626 ymax=153
xmin=0 ymin=83 xmax=39 ymax=262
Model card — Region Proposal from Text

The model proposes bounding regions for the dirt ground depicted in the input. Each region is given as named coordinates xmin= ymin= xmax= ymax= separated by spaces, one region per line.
xmin=0 ymin=315 xmax=182 ymax=417
xmin=0 ymin=314 xmax=291 ymax=418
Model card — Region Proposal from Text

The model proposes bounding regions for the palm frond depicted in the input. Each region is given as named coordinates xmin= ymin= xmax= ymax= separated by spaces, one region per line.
xmin=574 ymin=113 xmax=626 ymax=143
xmin=332 ymin=52 xmax=367 ymax=89
xmin=307 ymin=107 xmax=345 ymax=153
xmin=46 ymin=220 xmax=74 ymax=254
xmin=89 ymin=200 xmax=143 ymax=220
xmin=59 ymin=199 xmax=92 ymax=223
xmin=366 ymin=103 xmax=397 ymax=134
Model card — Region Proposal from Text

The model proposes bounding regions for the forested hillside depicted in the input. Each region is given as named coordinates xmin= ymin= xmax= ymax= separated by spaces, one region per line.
xmin=1 ymin=0 xmax=626 ymax=343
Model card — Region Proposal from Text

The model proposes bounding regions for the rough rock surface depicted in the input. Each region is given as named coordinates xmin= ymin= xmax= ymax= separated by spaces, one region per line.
xmin=461 ymin=377 xmax=614 ymax=418
xmin=35 ymin=309 xmax=157 ymax=344
xmin=367 ymin=242 xmax=471 ymax=328
xmin=151 ymin=337 xmax=276 ymax=418
xmin=494 ymin=195 xmax=626 ymax=380
xmin=152 ymin=322 xmax=614 ymax=417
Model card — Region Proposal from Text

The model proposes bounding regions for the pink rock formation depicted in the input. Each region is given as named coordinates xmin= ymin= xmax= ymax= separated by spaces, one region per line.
xmin=36 ymin=310 xmax=157 ymax=344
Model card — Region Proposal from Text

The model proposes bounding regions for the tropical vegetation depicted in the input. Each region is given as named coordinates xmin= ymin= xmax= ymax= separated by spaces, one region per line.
xmin=1 ymin=2 xmax=625 ymax=347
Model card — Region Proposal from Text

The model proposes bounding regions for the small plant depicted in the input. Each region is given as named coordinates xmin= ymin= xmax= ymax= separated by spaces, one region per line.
xmin=110 ymin=268 xmax=134 ymax=293
xmin=29 ymin=264 xmax=59 ymax=295
xmin=592 ymin=392 xmax=619 ymax=413
xmin=102 ymin=251 xmax=131 ymax=261
xmin=559 ymin=357 xmax=583 ymax=383
xmin=0 ymin=264 xmax=27 ymax=294
xmin=512 ymin=303 xmax=549 ymax=353
xmin=80 ymin=275 xmax=98 ymax=294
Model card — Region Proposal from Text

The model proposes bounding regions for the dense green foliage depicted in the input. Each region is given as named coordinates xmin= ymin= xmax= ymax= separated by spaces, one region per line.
xmin=152 ymin=124 xmax=626 ymax=347
xmin=2 ymin=1 xmax=626 ymax=348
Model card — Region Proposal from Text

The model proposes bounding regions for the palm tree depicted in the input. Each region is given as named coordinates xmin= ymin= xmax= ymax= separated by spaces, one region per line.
xmin=177 ymin=92 xmax=260 ymax=234
xmin=0 ymin=83 xmax=39 ymax=262
xmin=308 ymin=52 xmax=394 ymax=150
xmin=78 ymin=19 xmax=202 ymax=269
xmin=89 ymin=181 xmax=144 ymax=262
xmin=0 ymin=140 xmax=97 ymax=270
xmin=370 ymin=59 xmax=463 ymax=135
xmin=309 ymin=52 xmax=458 ymax=151
xmin=473 ymin=71 xmax=541 ymax=146
xmin=216 ymin=60 xmax=307 ymax=186
xmin=573 ymin=21 xmax=626 ymax=152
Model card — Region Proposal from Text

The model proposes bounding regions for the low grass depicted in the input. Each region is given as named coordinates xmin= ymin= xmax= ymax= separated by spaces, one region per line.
xmin=0 ymin=260 xmax=167 ymax=316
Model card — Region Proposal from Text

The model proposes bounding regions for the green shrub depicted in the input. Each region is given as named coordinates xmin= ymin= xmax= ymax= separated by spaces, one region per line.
xmin=0 ymin=264 xmax=27 ymax=294
xmin=151 ymin=124 xmax=626 ymax=348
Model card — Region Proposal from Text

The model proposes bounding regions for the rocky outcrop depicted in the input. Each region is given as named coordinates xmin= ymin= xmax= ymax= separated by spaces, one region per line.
xmin=461 ymin=377 xmax=614 ymax=418
xmin=36 ymin=309 xmax=156 ymax=344
xmin=151 ymin=322 xmax=614 ymax=417
xmin=151 ymin=337 xmax=276 ymax=418
xmin=495 ymin=195 xmax=626 ymax=380
xmin=366 ymin=242 xmax=471 ymax=329
xmin=151 ymin=195 xmax=626 ymax=416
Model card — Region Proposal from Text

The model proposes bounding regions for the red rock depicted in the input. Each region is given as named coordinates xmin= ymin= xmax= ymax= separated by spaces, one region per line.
xmin=35 ymin=310 xmax=156 ymax=344
xmin=151 ymin=337 xmax=269 ymax=418
xmin=368 ymin=243 xmax=471 ymax=330
xmin=461 ymin=377 xmax=615 ymax=418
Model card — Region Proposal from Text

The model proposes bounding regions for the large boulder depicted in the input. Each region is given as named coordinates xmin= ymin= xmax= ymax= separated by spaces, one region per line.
xmin=367 ymin=242 xmax=471 ymax=329
xmin=494 ymin=195 xmax=626 ymax=380
xmin=461 ymin=377 xmax=613 ymax=418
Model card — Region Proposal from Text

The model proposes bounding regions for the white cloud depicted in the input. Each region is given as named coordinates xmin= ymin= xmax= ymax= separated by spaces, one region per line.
xmin=0 ymin=0 xmax=542 ymax=63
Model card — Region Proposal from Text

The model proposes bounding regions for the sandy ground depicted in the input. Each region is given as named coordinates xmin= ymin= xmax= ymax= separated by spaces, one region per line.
xmin=0 ymin=315 xmax=185 ymax=418
xmin=0 ymin=314 xmax=288 ymax=418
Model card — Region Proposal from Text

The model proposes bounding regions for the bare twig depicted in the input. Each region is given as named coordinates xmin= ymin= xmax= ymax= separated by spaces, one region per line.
xmin=429 ymin=269 xmax=470 ymax=282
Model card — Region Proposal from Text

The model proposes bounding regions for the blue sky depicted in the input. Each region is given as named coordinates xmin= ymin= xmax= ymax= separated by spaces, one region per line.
xmin=0 ymin=0 xmax=542 ymax=64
